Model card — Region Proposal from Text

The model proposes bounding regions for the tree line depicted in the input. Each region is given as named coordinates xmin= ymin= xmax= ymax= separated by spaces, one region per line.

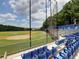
xmin=0 ymin=24 xmax=29 ymax=31
xmin=42 ymin=0 xmax=79 ymax=30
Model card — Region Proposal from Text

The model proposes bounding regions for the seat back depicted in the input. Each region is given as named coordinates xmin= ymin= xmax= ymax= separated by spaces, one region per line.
xmin=38 ymin=47 xmax=44 ymax=54
xmin=31 ymin=50 xmax=38 ymax=59
xmin=22 ymin=52 xmax=31 ymax=59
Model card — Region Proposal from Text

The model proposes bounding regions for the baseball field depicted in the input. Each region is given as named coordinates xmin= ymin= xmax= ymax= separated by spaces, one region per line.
xmin=0 ymin=31 xmax=52 ymax=57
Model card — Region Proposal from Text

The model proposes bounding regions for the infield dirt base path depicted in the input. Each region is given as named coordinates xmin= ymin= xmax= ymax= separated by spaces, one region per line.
xmin=0 ymin=34 xmax=30 ymax=40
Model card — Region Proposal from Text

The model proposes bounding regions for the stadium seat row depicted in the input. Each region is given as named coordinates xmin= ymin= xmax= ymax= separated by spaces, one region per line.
xmin=22 ymin=46 xmax=57 ymax=59
xmin=22 ymin=32 xmax=79 ymax=59
xmin=54 ymin=40 xmax=79 ymax=59
xmin=54 ymin=32 xmax=79 ymax=59
xmin=57 ymin=25 xmax=79 ymax=30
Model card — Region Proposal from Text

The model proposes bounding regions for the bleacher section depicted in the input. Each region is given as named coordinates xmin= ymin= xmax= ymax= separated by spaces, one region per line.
xmin=48 ymin=25 xmax=79 ymax=37
xmin=58 ymin=25 xmax=79 ymax=36
xmin=54 ymin=33 xmax=79 ymax=59
xmin=22 ymin=25 xmax=79 ymax=59
xmin=22 ymin=32 xmax=79 ymax=59
xmin=22 ymin=46 xmax=57 ymax=59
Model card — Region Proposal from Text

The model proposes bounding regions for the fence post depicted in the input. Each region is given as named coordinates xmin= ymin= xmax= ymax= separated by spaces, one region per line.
xmin=29 ymin=0 xmax=32 ymax=48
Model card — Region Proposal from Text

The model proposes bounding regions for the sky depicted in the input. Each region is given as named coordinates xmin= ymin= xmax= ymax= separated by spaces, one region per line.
xmin=0 ymin=0 xmax=70 ymax=28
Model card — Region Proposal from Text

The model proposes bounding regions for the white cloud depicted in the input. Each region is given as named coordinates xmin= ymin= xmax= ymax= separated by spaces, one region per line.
xmin=0 ymin=13 xmax=17 ymax=20
xmin=21 ymin=19 xmax=27 ymax=22
xmin=9 ymin=0 xmax=46 ymax=15
xmin=9 ymin=0 xmax=70 ymax=18
xmin=31 ymin=10 xmax=45 ymax=21
xmin=9 ymin=0 xmax=29 ymax=15
xmin=56 ymin=0 xmax=70 ymax=11
xmin=2 ymin=2 xmax=6 ymax=6
xmin=8 ymin=0 xmax=70 ymax=28
xmin=0 ymin=18 xmax=5 ymax=22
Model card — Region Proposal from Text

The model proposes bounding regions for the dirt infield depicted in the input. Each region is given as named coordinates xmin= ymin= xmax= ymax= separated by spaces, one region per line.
xmin=0 ymin=36 xmax=7 ymax=39
xmin=6 ymin=35 xmax=30 ymax=40
xmin=0 ymin=34 xmax=30 ymax=40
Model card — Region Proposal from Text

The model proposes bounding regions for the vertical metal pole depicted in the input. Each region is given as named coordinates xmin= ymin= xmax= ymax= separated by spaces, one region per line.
xmin=49 ymin=0 xmax=52 ymax=26
xmin=56 ymin=1 xmax=59 ymax=39
xmin=45 ymin=0 xmax=48 ymax=43
xmin=54 ymin=0 xmax=58 ymax=39
xmin=29 ymin=0 xmax=32 ymax=48
xmin=50 ymin=0 xmax=52 ymax=16
xmin=49 ymin=0 xmax=54 ymax=40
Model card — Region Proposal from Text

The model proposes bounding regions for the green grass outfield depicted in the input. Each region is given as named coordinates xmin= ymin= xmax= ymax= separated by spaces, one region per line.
xmin=0 ymin=31 xmax=52 ymax=57
xmin=0 ymin=31 xmax=29 ymax=36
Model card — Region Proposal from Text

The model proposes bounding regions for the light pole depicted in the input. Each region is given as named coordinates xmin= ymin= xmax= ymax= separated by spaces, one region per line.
xmin=54 ymin=0 xmax=59 ymax=39
xmin=29 ymin=0 xmax=32 ymax=48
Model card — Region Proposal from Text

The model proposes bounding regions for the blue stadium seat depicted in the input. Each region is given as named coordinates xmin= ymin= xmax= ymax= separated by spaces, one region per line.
xmin=68 ymin=47 xmax=73 ymax=54
xmin=53 ymin=56 xmax=59 ymax=59
xmin=63 ymin=47 xmax=72 ymax=59
xmin=38 ymin=52 xmax=46 ymax=59
xmin=58 ymin=26 xmax=64 ymax=29
xmin=74 ymin=33 xmax=79 ymax=36
xmin=43 ymin=46 xmax=47 ymax=51
xmin=59 ymin=50 xmax=68 ymax=59
xmin=38 ymin=47 xmax=44 ymax=54
xmin=74 ymin=42 xmax=77 ymax=50
xmin=75 ymin=36 xmax=79 ymax=41
xmin=22 ymin=52 xmax=31 ymax=59
xmin=31 ymin=50 xmax=38 ymax=59
xmin=46 ymin=49 xmax=52 ymax=59
xmin=63 ymin=48 xmax=69 ymax=56
xmin=37 ymin=47 xmax=49 ymax=59
xmin=68 ymin=46 xmax=73 ymax=55
xmin=69 ymin=45 xmax=75 ymax=55
xmin=54 ymin=54 xmax=63 ymax=59
xmin=73 ymin=43 xmax=77 ymax=52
